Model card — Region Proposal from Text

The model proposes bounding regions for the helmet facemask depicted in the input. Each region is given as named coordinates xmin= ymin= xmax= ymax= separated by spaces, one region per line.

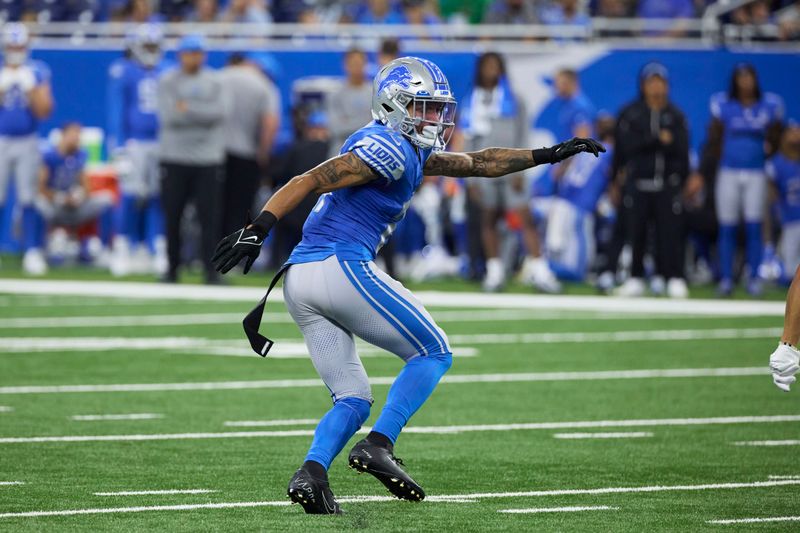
xmin=400 ymin=96 xmax=457 ymax=151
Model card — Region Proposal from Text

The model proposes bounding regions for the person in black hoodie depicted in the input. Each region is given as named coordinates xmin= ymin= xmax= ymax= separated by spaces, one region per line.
xmin=612 ymin=62 xmax=690 ymax=298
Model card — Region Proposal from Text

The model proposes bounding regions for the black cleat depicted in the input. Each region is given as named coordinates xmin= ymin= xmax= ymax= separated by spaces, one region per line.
xmin=287 ymin=467 xmax=342 ymax=514
xmin=348 ymin=438 xmax=425 ymax=501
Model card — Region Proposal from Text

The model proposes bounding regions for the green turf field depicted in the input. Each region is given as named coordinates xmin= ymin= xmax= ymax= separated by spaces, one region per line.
xmin=0 ymin=282 xmax=797 ymax=531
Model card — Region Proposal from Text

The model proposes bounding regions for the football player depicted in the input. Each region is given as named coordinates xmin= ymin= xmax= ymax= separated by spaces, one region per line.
xmin=0 ymin=23 xmax=53 ymax=274
xmin=107 ymin=23 xmax=168 ymax=276
xmin=212 ymin=57 xmax=603 ymax=514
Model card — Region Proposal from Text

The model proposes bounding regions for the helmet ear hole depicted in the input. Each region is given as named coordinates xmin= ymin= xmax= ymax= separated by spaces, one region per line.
xmin=381 ymin=103 xmax=393 ymax=113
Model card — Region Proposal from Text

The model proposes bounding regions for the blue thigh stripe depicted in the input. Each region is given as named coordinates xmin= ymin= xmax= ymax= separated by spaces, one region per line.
xmin=340 ymin=260 xmax=428 ymax=356
xmin=362 ymin=262 xmax=449 ymax=354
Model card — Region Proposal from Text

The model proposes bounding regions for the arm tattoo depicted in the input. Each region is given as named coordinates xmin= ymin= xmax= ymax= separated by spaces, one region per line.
xmin=305 ymin=152 xmax=380 ymax=192
xmin=424 ymin=148 xmax=537 ymax=178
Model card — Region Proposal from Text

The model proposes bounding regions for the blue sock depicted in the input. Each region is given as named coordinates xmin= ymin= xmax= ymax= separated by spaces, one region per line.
xmin=21 ymin=205 xmax=44 ymax=251
xmin=745 ymin=222 xmax=763 ymax=278
xmin=718 ymin=224 xmax=736 ymax=282
xmin=114 ymin=194 xmax=140 ymax=243
xmin=98 ymin=208 xmax=114 ymax=247
xmin=305 ymin=396 xmax=371 ymax=470
xmin=372 ymin=352 xmax=453 ymax=444
xmin=144 ymin=196 xmax=164 ymax=254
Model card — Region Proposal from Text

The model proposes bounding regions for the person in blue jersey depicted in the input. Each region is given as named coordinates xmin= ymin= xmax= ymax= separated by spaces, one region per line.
xmin=107 ymin=23 xmax=169 ymax=277
xmin=33 ymin=122 xmax=115 ymax=269
xmin=768 ymin=119 xmax=800 ymax=284
xmin=547 ymin=114 xmax=614 ymax=281
xmin=212 ymin=56 xmax=603 ymax=514
xmin=0 ymin=23 xmax=54 ymax=275
xmin=706 ymin=63 xmax=784 ymax=297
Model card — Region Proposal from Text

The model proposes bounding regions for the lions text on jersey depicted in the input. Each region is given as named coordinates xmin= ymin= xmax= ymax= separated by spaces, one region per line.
xmin=287 ymin=121 xmax=432 ymax=264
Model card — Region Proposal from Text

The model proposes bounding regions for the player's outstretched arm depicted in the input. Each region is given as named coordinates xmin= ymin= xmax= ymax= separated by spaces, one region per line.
xmin=770 ymin=266 xmax=800 ymax=392
xmin=423 ymin=137 xmax=605 ymax=178
xmin=212 ymin=152 xmax=379 ymax=274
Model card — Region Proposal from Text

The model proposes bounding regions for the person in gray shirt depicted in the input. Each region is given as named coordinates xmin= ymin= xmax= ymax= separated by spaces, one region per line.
xmin=219 ymin=51 xmax=281 ymax=235
xmin=326 ymin=48 xmax=373 ymax=157
xmin=157 ymin=34 xmax=227 ymax=284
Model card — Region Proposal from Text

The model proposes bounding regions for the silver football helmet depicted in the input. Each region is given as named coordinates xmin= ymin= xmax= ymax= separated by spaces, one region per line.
xmin=126 ymin=23 xmax=163 ymax=68
xmin=2 ymin=23 xmax=29 ymax=66
xmin=371 ymin=56 xmax=457 ymax=151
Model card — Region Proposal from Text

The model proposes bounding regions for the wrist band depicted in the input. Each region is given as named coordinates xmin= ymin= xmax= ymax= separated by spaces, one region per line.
xmin=250 ymin=210 xmax=277 ymax=238
xmin=532 ymin=147 xmax=555 ymax=165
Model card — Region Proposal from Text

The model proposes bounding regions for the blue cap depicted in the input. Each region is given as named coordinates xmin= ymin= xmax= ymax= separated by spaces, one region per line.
xmin=640 ymin=62 xmax=669 ymax=82
xmin=307 ymin=111 xmax=328 ymax=128
xmin=177 ymin=34 xmax=206 ymax=54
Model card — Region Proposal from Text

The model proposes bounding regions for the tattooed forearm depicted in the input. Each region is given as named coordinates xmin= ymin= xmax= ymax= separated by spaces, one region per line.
xmin=261 ymin=152 xmax=378 ymax=219
xmin=424 ymin=148 xmax=538 ymax=178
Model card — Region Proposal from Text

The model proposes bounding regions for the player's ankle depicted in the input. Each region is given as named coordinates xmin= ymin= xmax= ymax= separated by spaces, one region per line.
xmin=365 ymin=431 xmax=393 ymax=450
xmin=302 ymin=460 xmax=328 ymax=480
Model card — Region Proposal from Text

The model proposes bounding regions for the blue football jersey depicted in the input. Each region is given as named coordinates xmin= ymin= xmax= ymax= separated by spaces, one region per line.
xmin=0 ymin=59 xmax=51 ymax=137
xmin=107 ymin=57 xmax=165 ymax=149
xmin=710 ymin=91 xmax=784 ymax=170
xmin=42 ymin=145 xmax=88 ymax=192
xmin=288 ymin=121 xmax=432 ymax=264
xmin=557 ymin=148 xmax=612 ymax=213
xmin=767 ymin=154 xmax=800 ymax=224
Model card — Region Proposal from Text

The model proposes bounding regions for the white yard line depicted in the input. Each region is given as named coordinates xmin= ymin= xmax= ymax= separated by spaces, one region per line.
xmin=733 ymin=440 xmax=800 ymax=447
xmin=0 ymin=279 xmax=785 ymax=315
xmin=768 ymin=475 xmax=800 ymax=479
xmin=498 ymin=505 xmax=619 ymax=514
xmin=552 ymin=432 xmax=653 ymax=439
xmin=708 ymin=516 xmax=800 ymax=525
xmin=94 ymin=489 xmax=216 ymax=496
xmin=0 ymin=414 xmax=796 ymax=444
xmin=223 ymin=419 xmax=318 ymax=427
xmin=0 ymin=406 xmax=12 ymax=412
xmin=0 ymin=481 xmax=24 ymax=486
xmin=0 ymin=367 xmax=769 ymax=396
xmin=1 ymin=479 xmax=798 ymax=519
xmin=0 ymin=366 xmax=770 ymax=395
xmin=70 ymin=414 xmax=163 ymax=421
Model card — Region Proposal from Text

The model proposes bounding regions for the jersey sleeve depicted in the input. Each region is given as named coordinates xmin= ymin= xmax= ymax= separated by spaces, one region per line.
xmin=32 ymin=60 xmax=51 ymax=85
xmin=709 ymin=92 xmax=725 ymax=120
xmin=350 ymin=132 xmax=407 ymax=184
xmin=765 ymin=92 xmax=785 ymax=122
xmin=765 ymin=160 xmax=777 ymax=182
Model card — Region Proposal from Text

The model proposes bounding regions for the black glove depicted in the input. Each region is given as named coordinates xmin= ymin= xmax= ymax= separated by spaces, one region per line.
xmin=533 ymin=137 xmax=606 ymax=165
xmin=212 ymin=211 xmax=277 ymax=275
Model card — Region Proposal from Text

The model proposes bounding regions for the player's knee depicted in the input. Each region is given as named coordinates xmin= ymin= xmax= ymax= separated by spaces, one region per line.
xmin=431 ymin=349 xmax=453 ymax=373
xmin=336 ymin=396 xmax=372 ymax=427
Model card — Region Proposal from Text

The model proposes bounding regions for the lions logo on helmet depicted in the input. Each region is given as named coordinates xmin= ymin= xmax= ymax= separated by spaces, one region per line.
xmin=372 ymin=57 xmax=457 ymax=151
xmin=2 ymin=22 xmax=30 ymax=66
xmin=125 ymin=24 xmax=163 ymax=68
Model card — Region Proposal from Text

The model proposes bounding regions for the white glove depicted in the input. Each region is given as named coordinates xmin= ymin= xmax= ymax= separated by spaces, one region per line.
xmin=0 ymin=68 xmax=15 ymax=92
xmin=769 ymin=343 xmax=800 ymax=392
xmin=14 ymin=66 xmax=36 ymax=93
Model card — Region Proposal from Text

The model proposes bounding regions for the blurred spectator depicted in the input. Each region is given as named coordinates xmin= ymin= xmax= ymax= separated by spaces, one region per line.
xmin=327 ymin=47 xmax=373 ymax=157
xmin=219 ymin=0 xmax=272 ymax=23
xmin=456 ymin=52 xmax=559 ymax=293
xmin=356 ymin=0 xmax=403 ymax=23
xmin=482 ymin=0 xmax=539 ymax=24
xmin=159 ymin=0 xmax=193 ymax=21
xmin=378 ymin=37 xmax=401 ymax=67
xmin=0 ymin=23 xmax=53 ymax=276
xmin=112 ymin=0 xmax=164 ymax=22
xmin=186 ymin=0 xmax=219 ymax=22
xmin=705 ymin=63 xmax=784 ymax=296
xmin=268 ymin=109 xmax=327 ymax=265
xmin=613 ymin=63 xmax=690 ymax=298
xmin=107 ymin=23 xmax=168 ymax=277
xmin=220 ymin=51 xmax=281 ymax=235
xmin=768 ymin=119 xmax=800 ymax=281
xmin=398 ymin=0 xmax=441 ymax=24
xmin=29 ymin=0 xmax=98 ymax=22
xmin=157 ymin=35 xmax=227 ymax=284
xmin=593 ymin=0 xmax=634 ymax=17
xmin=33 ymin=122 xmax=114 ymax=273
xmin=637 ymin=0 xmax=695 ymax=37
xmin=778 ymin=0 xmax=800 ymax=40
xmin=547 ymin=113 xmax=614 ymax=281
xmin=540 ymin=0 xmax=592 ymax=41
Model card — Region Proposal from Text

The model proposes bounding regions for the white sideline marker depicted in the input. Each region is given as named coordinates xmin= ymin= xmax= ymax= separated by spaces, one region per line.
xmin=733 ymin=440 xmax=800 ymax=447
xmin=1 ymin=480 xmax=798 ymax=519
xmin=94 ymin=489 xmax=216 ymax=496
xmin=553 ymin=432 xmax=653 ymax=440
xmin=0 ymin=414 xmax=798 ymax=444
xmin=0 ymin=406 xmax=12 ymax=412
xmin=709 ymin=516 xmax=800 ymax=525
xmin=0 ymin=366 xmax=771 ymax=395
xmin=0 ymin=482 xmax=24 ymax=486
xmin=70 ymin=414 xmax=163 ymax=421
xmin=498 ymin=505 xmax=619 ymax=514
xmin=224 ymin=419 xmax=318 ymax=428
xmin=768 ymin=475 xmax=800 ymax=479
